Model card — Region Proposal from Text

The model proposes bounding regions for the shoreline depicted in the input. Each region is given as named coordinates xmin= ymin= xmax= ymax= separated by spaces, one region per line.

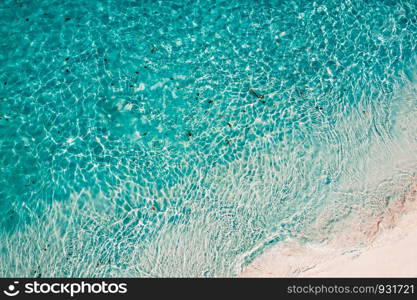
xmin=239 ymin=181 xmax=417 ymax=277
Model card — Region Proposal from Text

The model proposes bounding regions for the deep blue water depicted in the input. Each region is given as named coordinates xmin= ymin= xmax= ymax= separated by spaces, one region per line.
xmin=1 ymin=0 xmax=417 ymax=277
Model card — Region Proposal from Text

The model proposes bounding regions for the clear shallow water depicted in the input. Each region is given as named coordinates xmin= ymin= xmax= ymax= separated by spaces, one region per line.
xmin=0 ymin=0 xmax=417 ymax=277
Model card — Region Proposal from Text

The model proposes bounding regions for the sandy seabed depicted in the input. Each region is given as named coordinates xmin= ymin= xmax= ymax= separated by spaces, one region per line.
xmin=239 ymin=182 xmax=417 ymax=277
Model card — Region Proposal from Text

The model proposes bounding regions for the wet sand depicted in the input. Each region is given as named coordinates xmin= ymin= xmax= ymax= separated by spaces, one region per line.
xmin=239 ymin=182 xmax=417 ymax=277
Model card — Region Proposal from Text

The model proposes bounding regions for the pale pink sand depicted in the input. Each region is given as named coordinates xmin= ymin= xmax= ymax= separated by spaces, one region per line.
xmin=239 ymin=182 xmax=417 ymax=277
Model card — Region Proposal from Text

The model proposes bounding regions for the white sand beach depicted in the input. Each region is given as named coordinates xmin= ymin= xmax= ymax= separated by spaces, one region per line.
xmin=239 ymin=182 xmax=417 ymax=277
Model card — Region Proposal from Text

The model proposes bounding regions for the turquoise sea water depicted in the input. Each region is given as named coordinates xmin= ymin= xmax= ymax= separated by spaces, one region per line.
xmin=1 ymin=0 xmax=417 ymax=277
